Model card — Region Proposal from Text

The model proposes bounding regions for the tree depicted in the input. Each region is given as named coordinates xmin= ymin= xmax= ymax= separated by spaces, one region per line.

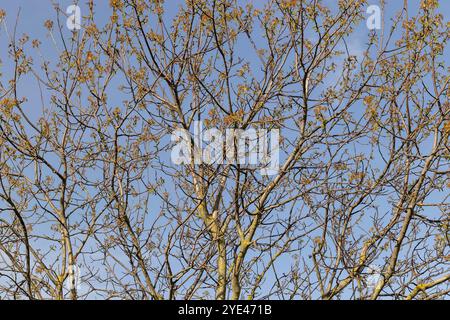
xmin=0 ymin=0 xmax=448 ymax=300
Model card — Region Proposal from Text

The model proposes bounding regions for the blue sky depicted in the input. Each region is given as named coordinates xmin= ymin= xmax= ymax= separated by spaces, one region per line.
xmin=2 ymin=0 xmax=450 ymax=121
xmin=0 ymin=0 xmax=449 ymax=299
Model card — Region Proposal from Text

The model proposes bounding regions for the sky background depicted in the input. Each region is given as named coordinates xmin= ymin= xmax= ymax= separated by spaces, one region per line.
xmin=1 ymin=0 xmax=450 ymax=122
xmin=0 ymin=0 xmax=449 ymax=299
